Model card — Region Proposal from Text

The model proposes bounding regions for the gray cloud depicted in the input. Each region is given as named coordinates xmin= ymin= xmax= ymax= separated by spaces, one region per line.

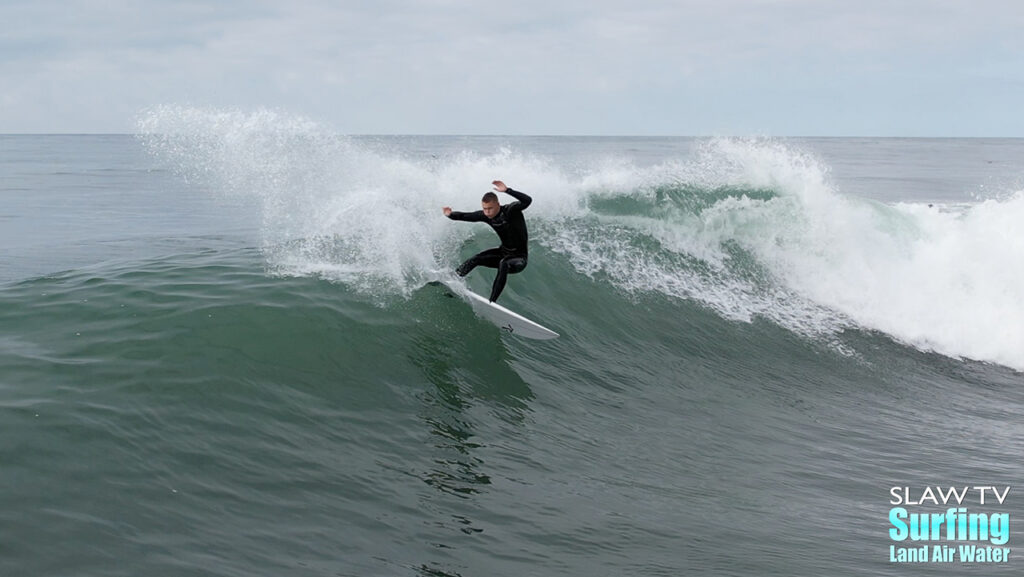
xmin=3 ymin=0 xmax=1024 ymax=134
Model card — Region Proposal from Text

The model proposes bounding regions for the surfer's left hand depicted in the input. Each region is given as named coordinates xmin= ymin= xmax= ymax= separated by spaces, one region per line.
xmin=492 ymin=180 xmax=508 ymax=193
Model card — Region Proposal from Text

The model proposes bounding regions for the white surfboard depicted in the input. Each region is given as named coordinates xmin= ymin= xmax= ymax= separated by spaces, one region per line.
xmin=426 ymin=276 xmax=559 ymax=340
xmin=462 ymin=290 xmax=559 ymax=340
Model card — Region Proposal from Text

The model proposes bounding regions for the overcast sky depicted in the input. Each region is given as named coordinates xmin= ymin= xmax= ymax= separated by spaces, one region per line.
xmin=2 ymin=0 xmax=1023 ymax=135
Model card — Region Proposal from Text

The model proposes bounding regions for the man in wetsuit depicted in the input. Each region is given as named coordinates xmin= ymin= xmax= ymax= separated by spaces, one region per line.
xmin=442 ymin=180 xmax=531 ymax=303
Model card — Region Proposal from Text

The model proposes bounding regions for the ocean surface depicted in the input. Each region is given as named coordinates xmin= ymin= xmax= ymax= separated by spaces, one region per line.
xmin=3 ymin=107 xmax=1024 ymax=576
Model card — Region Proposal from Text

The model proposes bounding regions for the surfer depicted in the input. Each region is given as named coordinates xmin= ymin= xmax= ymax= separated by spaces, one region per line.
xmin=442 ymin=180 xmax=531 ymax=302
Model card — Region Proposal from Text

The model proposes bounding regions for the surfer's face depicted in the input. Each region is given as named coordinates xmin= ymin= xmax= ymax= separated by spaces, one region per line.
xmin=482 ymin=200 xmax=500 ymax=219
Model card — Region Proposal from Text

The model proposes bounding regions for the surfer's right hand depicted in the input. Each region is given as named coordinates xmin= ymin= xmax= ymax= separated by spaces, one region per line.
xmin=442 ymin=206 xmax=452 ymax=216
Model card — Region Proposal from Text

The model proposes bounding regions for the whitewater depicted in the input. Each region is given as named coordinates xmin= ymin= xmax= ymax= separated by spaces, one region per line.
xmin=137 ymin=106 xmax=1024 ymax=371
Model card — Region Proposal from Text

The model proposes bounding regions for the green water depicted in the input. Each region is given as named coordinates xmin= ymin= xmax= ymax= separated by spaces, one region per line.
xmin=3 ymin=132 xmax=1023 ymax=576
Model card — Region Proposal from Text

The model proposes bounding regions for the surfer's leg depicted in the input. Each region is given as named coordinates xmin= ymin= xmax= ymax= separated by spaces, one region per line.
xmin=488 ymin=256 xmax=527 ymax=302
xmin=456 ymin=248 xmax=503 ymax=277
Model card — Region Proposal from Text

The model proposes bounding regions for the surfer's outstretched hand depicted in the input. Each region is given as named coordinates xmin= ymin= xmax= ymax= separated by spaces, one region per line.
xmin=442 ymin=206 xmax=452 ymax=216
xmin=492 ymin=180 xmax=508 ymax=193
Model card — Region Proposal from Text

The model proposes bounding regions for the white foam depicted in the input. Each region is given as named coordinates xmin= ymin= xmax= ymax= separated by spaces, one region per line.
xmin=546 ymin=137 xmax=1024 ymax=370
xmin=137 ymin=107 xmax=1024 ymax=370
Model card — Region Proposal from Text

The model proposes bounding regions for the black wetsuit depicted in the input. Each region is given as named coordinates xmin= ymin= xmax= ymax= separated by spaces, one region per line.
xmin=446 ymin=188 xmax=532 ymax=302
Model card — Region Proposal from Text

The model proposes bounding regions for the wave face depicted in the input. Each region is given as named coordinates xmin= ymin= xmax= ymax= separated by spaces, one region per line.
xmin=3 ymin=125 xmax=1024 ymax=577
xmin=138 ymin=106 xmax=1024 ymax=370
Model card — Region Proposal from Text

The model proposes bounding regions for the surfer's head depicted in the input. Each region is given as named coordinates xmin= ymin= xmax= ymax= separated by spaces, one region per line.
xmin=481 ymin=192 xmax=500 ymax=218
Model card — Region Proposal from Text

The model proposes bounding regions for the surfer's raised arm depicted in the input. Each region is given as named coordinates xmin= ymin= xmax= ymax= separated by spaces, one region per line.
xmin=493 ymin=180 xmax=531 ymax=211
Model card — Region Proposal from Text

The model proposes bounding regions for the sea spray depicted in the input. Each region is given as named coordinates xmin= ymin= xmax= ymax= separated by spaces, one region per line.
xmin=138 ymin=106 xmax=1024 ymax=370
xmin=137 ymin=105 xmax=575 ymax=298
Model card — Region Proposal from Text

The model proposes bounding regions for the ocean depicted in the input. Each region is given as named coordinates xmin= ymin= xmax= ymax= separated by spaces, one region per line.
xmin=2 ymin=107 xmax=1023 ymax=576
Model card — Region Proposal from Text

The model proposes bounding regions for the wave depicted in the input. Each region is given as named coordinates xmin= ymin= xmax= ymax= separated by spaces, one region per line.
xmin=136 ymin=106 xmax=1024 ymax=371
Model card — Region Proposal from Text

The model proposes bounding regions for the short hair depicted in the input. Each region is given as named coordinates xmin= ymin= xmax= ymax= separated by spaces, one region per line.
xmin=481 ymin=192 xmax=499 ymax=204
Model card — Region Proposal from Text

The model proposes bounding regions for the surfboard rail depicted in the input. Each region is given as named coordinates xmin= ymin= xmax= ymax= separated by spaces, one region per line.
xmin=462 ymin=289 xmax=559 ymax=340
